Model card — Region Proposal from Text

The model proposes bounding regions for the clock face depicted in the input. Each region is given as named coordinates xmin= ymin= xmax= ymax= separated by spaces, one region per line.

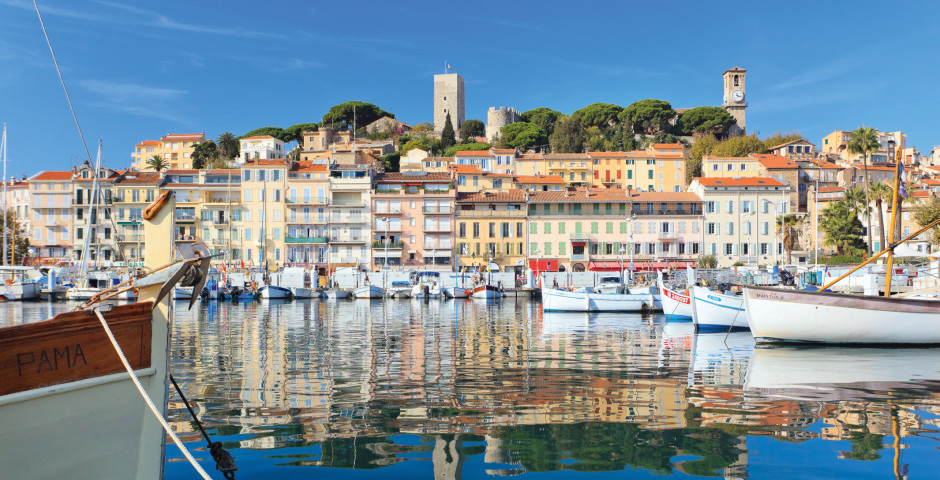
xmin=731 ymin=90 xmax=744 ymax=102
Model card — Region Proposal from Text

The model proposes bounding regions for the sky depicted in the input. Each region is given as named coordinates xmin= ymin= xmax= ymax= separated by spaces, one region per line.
xmin=1 ymin=0 xmax=939 ymax=176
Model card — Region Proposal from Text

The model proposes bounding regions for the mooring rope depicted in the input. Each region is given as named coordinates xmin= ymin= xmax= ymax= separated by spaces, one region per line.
xmin=93 ymin=308 xmax=212 ymax=480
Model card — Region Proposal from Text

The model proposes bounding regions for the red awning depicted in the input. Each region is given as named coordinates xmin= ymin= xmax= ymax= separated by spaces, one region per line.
xmin=570 ymin=240 xmax=586 ymax=246
xmin=588 ymin=261 xmax=625 ymax=271
xmin=626 ymin=261 xmax=696 ymax=271
xmin=528 ymin=259 xmax=558 ymax=271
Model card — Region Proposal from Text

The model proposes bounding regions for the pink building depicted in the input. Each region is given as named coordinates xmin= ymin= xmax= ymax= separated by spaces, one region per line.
xmin=371 ymin=172 xmax=455 ymax=270
xmin=26 ymin=171 xmax=74 ymax=262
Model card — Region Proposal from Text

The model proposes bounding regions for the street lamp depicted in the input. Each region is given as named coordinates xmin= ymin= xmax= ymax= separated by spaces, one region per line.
xmin=618 ymin=246 xmax=626 ymax=287
xmin=741 ymin=211 xmax=754 ymax=268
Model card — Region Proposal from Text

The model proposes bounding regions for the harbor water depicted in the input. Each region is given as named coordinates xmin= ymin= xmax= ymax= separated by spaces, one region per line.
xmin=3 ymin=298 xmax=939 ymax=479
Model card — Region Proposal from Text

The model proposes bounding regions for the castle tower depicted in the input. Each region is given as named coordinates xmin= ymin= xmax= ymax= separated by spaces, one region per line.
xmin=434 ymin=73 xmax=465 ymax=132
xmin=486 ymin=106 xmax=522 ymax=141
xmin=722 ymin=67 xmax=747 ymax=136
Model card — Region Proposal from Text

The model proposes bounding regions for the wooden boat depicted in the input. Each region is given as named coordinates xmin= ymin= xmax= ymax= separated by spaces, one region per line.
xmin=289 ymin=286 xmax=316 ymax=298
xmin=471 ymin=284 xmax=502 ymax=299
xmin=352 ymin=285 xmax=384 ymax=299
xmin=259 ymin=285 xmax=292 ymax=299
xmin=658 ymin=278 xmax=693 ymax=321
xmin=744 ymin=286 xmax=940 ymax=344
xmin=594 ymin=276 xmax=625 ymax=294
xmin=690 ymin=285 xmax=749 ymax=331
xmin=443 ymin=286 xmax=469 ymax=298
xmin=540 ymin=287 xmax=645 ymax=312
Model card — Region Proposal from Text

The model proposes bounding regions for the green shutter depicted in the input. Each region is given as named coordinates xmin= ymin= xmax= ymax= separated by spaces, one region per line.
xmin=606 ymin=222 xmax=613 ymax=233
xmin=575 ymin=222 xmax=582 ymax=234
xmin=559 ymin=222 xmax=566 ymax=234
xmin=620 ymin=222 xmax=627 ymax=233
xmin=591 ymin=222 xmax=598 ymax=234
xmin=628 ymin=170 xmax=633 ymax=179
xmin=544 ymin=242 xmax=552 ymax=255
xmin=530 ymin=242 xmax=537 ymax=255
xmin=614 ymin=241 xmax=621 ymax=254
xmin=530 ymin=222 xmax=537 ymax=234
xmin=559 ymin=242 xmax=566 ymax=256
xmin=544 ymin=222 xmax=552 ymax=234
xmin=593 ymin=204 xmax=600 ymax=215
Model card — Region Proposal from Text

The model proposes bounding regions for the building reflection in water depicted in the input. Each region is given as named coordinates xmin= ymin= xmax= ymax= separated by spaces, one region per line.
xmin=165 ymin=297 xmax=940 ymax=478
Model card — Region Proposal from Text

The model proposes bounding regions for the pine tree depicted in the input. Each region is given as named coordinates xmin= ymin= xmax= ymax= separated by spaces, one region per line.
xmin=441 ymin=113 xmax=456 ymax=149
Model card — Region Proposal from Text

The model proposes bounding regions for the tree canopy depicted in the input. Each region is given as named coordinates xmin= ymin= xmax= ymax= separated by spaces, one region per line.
xmin=570 ymin=103 xmax=623 ymax=130
xmin=522 ymin=107 xmax=562 ymax=135
xmin=821 ymin=199 xmax=867 ymax=255
xmin=549 ymin=116 xmax=585 ymax=153
xmin=399 ymin=136 xmax=438 ymax=156
xmin=913 ymin=196 xmax=940 ymax=245
xmin=0 ymin=210 xmax=29 ymax=265
xmin=620 ymin=99 xmax=676 ymax=134
xmin=686 ymin=135 xmax=720 ymax=182
xmin=440 ymin=113 xmax=457 ymax=149
xmin=711 ymin=134 xmax=767 ymax=157
xmin=284 ymin=123 xmax=319 ymax=147
xmin=320 ymin=101 xmax=393 ymax=131
xmin=497 ymin=122 xmax=548 ymax=151
xmin=673 ymin=106 xmax=737 ymax=137
xmin=216 ymin=132 xmax=239 ymax=160
xmin=240 ymin=126 xmax=287 ymax=142
xmin=762 ymin=131 xmax=803 ymax=151
xmin=191 ymin=140 xmax=218 ymax=169
xmin=459 ymin=119 xmax=485 ymax=142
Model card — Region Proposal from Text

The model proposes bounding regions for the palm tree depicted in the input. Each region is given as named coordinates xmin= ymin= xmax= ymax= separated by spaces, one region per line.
xmin=216 ymin=132 xmax=239 ymax=161
xmin=145 ymin=154 xmax=168 ymax=172
xmin=867 ymin=182 xmax=892 ymax=251
xmin=776 ymin=214 xmax=801 ymax=264
xmin=821 ymin=199 xmax=865 ymax=256
xmin=843 ymin=186 xmax=869 ymax=250
xmin=847 ymin=126 xmax=881 ymax=254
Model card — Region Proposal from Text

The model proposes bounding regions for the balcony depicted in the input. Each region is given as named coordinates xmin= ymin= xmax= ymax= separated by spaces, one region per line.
xmin=372 ymin=240 xmax=403 ymax=249
xmin=658 ymin=231 xmax=677 ymax=240
xmin=329 ymin=203 xmax=367 ymax=209
xmin=175 ymin=235 xmax=197 ymax=242
xmin=456 ymin=209 xmax=526 ymax=217
xmin=175 ymin=214 xmax=196 ymax=223
xmin=374 ymin=208 xmax=403 ymax=215
xmin=569 ymin=233 xmax=590 ymax=243
xmin=571 ymin=253 xmax=588 ymax=261
xmin=286 ymin=197 xmax=328 ymax=205
xmin=116 ymin=233 xmax=143 ymax=242
xmin=288 ymin=216 xmax=326 ymax=224
xmin=285 ymin=236 xmax=328 ymax=244
xmin=422 ymin=206 xmax=453 ymax=214
xmin=423 ymin=225 xmax=452 ymax=233
xmin=330 ymin=215 xmax=366 ymax=224
xmin=330 ymin=235 xmax=365 ymax=244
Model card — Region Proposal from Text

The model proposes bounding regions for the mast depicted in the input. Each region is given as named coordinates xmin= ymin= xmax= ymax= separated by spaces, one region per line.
xmin=261 ymin=165 xmax=267 ymax=272
xmin=78 ymin=141 xmax=102 ymax=278
xmin=1 ymin=123 xmax=7 ymax=266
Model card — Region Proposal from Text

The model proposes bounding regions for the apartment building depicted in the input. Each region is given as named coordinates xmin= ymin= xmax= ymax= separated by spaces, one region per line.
xmin=512 ymin=174 xmax=566 ymax=192
xmin=453 ymin=148 xmax=515 ymax=174
xmin=821 ymin=129 xmax=906 ymax=164
xmin=544 ymin=153 xmax=592 ymax=187
xmin=112 ymin=171 xmax=163 ymax=264
xmin=527 ymin=190 xmax=702 ymax=273
xmin=701 ymin=155 xmax=761 ymax=179
xmin=689 ymin=177 xmax=792 ymax=267
xmin=71 ymin=163 xmax=122 ymax=264
xmin=285 ymin=162 xmax=330 ymax=270
xmin=455 ymin=189 xmax=527 ymax=273
xmin=453 ymin=165 xmax=513 ymax=193
xmin=753 ymin=154 xmax=802 ymax=212
xmin=238 ymin=135 xmax=284 ymax=164
xmin=807 ymin=186 xmax=845 ymax=256
xmin=198 ymin=170 xmax=244 ymax=263
xmin=328 ymin=164 xmax=372 ymax=268
xmin=131 ymin=132 xmax=206 ymax=170
xmin=767 ymin=139 xmax=816 ymax=159
xmin=372 ymin=172 xmax=455 ymax=270
xmin=240 ymin=160 xmax=288 ymax=268
xmin=27 ymin=171 xmax=73 ymax=262
xmin=399 ymin=148 xmax=430 ymax=171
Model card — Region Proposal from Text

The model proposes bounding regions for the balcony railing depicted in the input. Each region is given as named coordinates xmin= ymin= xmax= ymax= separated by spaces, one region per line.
xmin=570 ymin=253 xmax=588 ymax=261
xmin=422 ymin=206 xmax=453 ymax=214
xmin=329 ymin=215 xmax=366 ymax=224
xmin=372 ymin=241 xmax=404 ymax=248
xmin=374 ymin=208 xmax=403 ymax=215
xmin=456 ymin=209 xmax=526 ymax=217
xmin=330 ymin=235 xmax=364 ymax=243
xmin=175 ymin=214 xmax=196 ymax=222
xmin=285 ymin=236 xmax=328 ymax=244
xmin=569 ymin=233 xmax=590 ymax=242
xmin=658 ymin=231 xmax=677 ymax=240
xmin=286 ymin=197 xmax=328 ymax=205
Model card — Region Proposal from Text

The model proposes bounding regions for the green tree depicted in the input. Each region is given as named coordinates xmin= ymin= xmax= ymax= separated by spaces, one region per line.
xmin=867 ymin=182 xmax=892 ymax=250
xmin=712 ymin=134 xmax=767 ymax=157
xmin=762 ymin=131 xmax=804 ymax=150
xmin=1 ymin=209 xmax=30 ymax=265
xmin=776 ymin=214 xmax=802 ymax=264
xmin=191 ymin=140 xmax=218 ymax=169
xmin=848 ymin=126 xmax=881 ymax=255
xmin=687 ymin=135 xmax=720 ymax=182
xmin=619 ymin=99 xmax=676 ymax=134
xmin=549 ymin=116 xmax=585 ymax=153
xmin=440 ymin=113 xmax=457 ymax=149
xmin=521 ymin=107 xmax=562 ymax=135
xmin=380 ymin=152 xmax=401 ymax=172
xmin=216 ymin=132 xmax=239 ymax=161
xmin=284 ymin=123 xmax=319 ymax=148
xmin=459 ymin=119 xmax=485 ymax=142
xmin=320 ymin=101 xmax=393 ymax=131
xmin=145 ymin=154 xmax=169 ymax=172
xmin=912 ymin=195 xmax=940 ymax=244
xmin=673 ymin=106 xmax=737 ymax=137
xmin=400 ymin=136 xmax=439 ymax=155
xmin=498 ymin=122 xmax=548 ymax=151
xmin=570 ymin=103 xmax=623 ymax=130
xmin=821 ymin=199 xmax=867 ymax=255
xmin=240 ymin=126 xmax=286 ymax=141
xmin=444 ymin=142 xmax=490 ymax=157
xmin=697 ymin=254 xmax=718 ymax=268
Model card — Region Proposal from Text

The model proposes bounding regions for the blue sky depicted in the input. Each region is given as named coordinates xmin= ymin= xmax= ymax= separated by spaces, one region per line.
xmin=1 ymin=0 xmax=938 ymax=175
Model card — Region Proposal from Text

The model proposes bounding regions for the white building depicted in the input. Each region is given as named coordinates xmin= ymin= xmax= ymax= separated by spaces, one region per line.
xmin=239 ymin=135 xmax=284 ymax=164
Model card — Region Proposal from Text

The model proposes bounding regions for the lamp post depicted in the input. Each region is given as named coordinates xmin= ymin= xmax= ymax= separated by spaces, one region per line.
xmin=619 ymin=246 xmax=626 ymax=287
xmin=135 ymin=218 xmax=142 ymax=269
xmin=741 ymin=211 xmax=754 ymax=268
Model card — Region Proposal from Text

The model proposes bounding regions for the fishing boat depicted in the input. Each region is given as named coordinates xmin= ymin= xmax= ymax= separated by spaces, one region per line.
xmin=443 ymin=274 xmax=472 ymax=298
xmin=259 ymin=284 xmax=293 ymax=299
xmin=471 ymin=284 xmax=502 ymax=299
xmin=289 ymin=286 xmax=316 ymax=299
xmin=627 ymin=284 xmax=662 ymax=310
xmin=387 ymin=280 xmax=413 ymax=298
xmin=0 ymin=266 xmax=41 ymax=300
xmin=322 ymin=288 xmax=351 ymax=300
xmin=172 ymin=285 xmax=194 ymax=300
xmin=66 ymin=271 xmax=136 ymax=301
xmin=595 ymin=276 xmax=625 ymax=294
xmin=659 ymin=279 xmax=693 ymax=321
xmin=540 ymin=287 xmax=646 ymax=311
xmin=744 ymin=286 xmax=940 ymax=344
xmin=411 ymin=271 xmax=442 ymax=298
xmin=352 ymin=284 xmax=384 ymax=299
xmin=690 ymin=285 xmax=749 ymax=331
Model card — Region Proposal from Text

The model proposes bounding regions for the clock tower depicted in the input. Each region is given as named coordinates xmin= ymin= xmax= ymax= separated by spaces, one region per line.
xmin=722 ymin=67 xmax=747 ymax=136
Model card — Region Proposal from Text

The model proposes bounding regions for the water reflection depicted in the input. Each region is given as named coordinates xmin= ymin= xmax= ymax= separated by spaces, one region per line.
xmin=2 ymin=299 xmax=938 ymax=479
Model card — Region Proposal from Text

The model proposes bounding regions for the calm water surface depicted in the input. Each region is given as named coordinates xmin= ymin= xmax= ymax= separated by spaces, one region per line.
xmin=4 ymin=298 xmax=940 ymax=479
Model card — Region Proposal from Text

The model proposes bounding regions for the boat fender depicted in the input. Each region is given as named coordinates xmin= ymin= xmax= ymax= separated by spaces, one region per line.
xmin=143 ymin=190 xmax=172 ymax=220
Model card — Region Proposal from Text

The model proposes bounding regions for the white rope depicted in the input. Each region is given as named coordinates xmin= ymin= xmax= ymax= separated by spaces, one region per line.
xmin=93 ymin=308 xmax=212 ymax=480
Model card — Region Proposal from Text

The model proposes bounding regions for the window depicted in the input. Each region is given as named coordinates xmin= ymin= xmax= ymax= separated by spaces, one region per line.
xmin=740 ymin=163 xmax=748 ymax=171
xmin=489 ymin=222 xmax=496 ymax=237
xmin=712 ymin=164 xmax=719 ymax=171
xmin=725 ymin=243 xmax=733 ymax=255
xmin=727 ymin=201 xmax=734 ymax=214
xmin=727 ymin=163 xmax=734 ymax=171
xmin=648 ymin=170 xmax=653 ymax=179
xmin=516 ymin=222 xmax=523 ymax=237
xmin=726 ymin=222 xmax=734 ymax=235
xmin=742 ymin=200 xmax=752 ymax=213
xmin=705 ymin=201 xmax=716 ymax=213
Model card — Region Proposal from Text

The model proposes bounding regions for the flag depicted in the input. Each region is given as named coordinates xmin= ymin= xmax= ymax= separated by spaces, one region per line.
xmin=446 ymin=63 xmax=453 ymax=71
xmin=898 ymin=163 xmax=909 ymax=199
xmin=824 ymin=266 xmax=830 ymax=277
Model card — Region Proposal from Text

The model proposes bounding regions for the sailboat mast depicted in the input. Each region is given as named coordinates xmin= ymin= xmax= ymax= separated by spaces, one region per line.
xmin=1 ymin=123 xmax=7 ymax=266
xmin=261 ymin=166 xmax=266 ymax=271
xmin=78 ymin=141 xmax=102 ymax=277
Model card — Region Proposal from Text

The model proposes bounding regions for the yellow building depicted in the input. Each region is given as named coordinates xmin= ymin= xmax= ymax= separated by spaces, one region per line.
xmin=131 ymin=133 xmax=207 ymax=171
xmin=452 ymin=165 xmax=513 ymax=193
xmin=454 ymin=189 xmax=527 ymax=272
xmin=701 ymin=155 xmax=761 ymax=178
xmin=240 ymin=160 xmax=288 ymax=269
xmin=285 ymin=161 xmax=331 ymax=270
xmin=197 ymin=169 xmax=244 ymax=266
xmin=113 ymin=171 xmax=163 ymax=264
xmin=544 ymin=153 xmax=592 ymax=187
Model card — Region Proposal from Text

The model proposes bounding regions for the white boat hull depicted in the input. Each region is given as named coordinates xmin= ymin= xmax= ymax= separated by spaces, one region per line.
xmin=412 ymin=284 xmax=442 ymax=298
xmin=352 ymin=285 xmax=384 ymax=299
xmin=290 ymin=287 xmax=316 ymax=298
xmin=690 ymin=285 xmax=749 ymax=331
xmin=541 ymin=288 xmax=646 ymax=312
xmin=0 ymin=282 xmax=40 ymax=300
xmin=260 ymin=285 xmax=292 ymax=299
xmin=628 ymin=285 xmax=663 ymax=310
xmin=171 ymin=286 xmax=193 ymax=300
xmin=744 ymin=286 xmax=940 ymax=344
xmin=323 ymin=289 xmax=351 ymax=299
xmin=443 ymin=287 xmax=469 ymax=298
xmin=66 ymin=287 xmax=136 ymax=301
xmin=471 ymin=285 xmax=502 ymax=299
xmin=659 ymin=281 xmax=693 ymax=321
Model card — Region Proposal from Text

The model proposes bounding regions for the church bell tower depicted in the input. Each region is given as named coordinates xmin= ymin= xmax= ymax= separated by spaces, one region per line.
xmin=722 ymin=67 xmax=747 ymax=136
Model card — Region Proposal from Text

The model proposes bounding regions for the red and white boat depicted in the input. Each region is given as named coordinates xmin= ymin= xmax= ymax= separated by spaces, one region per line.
xmin=471 ymin=284 xmax=502 ymax=299
xmin=657 ymin=271 xmax=693 ymax=321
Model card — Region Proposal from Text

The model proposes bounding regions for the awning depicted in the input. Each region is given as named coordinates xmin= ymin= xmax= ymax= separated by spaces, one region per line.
xmin=625 ymin=261 xmax=696 ymax=271
xmin=589 ymin=261 xmax=626 ymax=271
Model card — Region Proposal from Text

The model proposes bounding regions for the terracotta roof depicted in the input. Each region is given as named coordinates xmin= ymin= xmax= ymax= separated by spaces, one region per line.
xmin=206 ymin=169 xmax=241 ymax=175
xmin=241 ymin=135 xmax=277 ymax=140
xmin=818 ymin=186 xmax=845 ymax=193
xmin=543 ymin=153 xmax=590 ymax=160
xmin=451 ymin=165 xmax=483 ymax=174
xmin=136 ymin=140 xmax=160 ymax=147
xmin=376 ymin=172 xmax=452 ymax=182
xmin=588 ymin=151 xmax=629 ymax=158
xmin=165 ymin=169 xmax=199 ymax=174
xmin=291 ymin=162 xmax=328 ymax=173
xmin=703 ymin=155 xmax=754 ymax=161
xmin=161 ymin=133 xmax=205 ymax=140
xmin=652 ymin=143 xmax=684 ymax=149
xmin=920 ymin=178 xmax=940 ymax=185
xmin=518 ymin=153 xmax=545 ymax=160
xmin=242 ymin=159 xmax=288 ymax=167
xmin=492 ymin=149 xmax=515 ymax=154
xmin=753 ymin=154 xmax=799 ymax=169
xmin=457 ymin=189 xmax=527 ymax=203
xmin=911 ymin=191 xmax=932 ymax=198
xmin=769 ymin=138 xmax=814 ymax=148
xmin=330 ymin=163 xmax=369 ymax=171
xmin=31 ymin=171 xmax=73 ymax=181
xmin=117 ymin=172 xmax=163 ymax=184
xmin=529 ymin=189 xmax=630 ymax=203
xmin=630 ymin=192 xmax=702 ymax=203
xmin=513 ymin=175 xmax=566 ymax=184
xmin=694 ymin=177 xmax=786 ymax=187
xmin=454 ymin=150 xmax=493 ymax=156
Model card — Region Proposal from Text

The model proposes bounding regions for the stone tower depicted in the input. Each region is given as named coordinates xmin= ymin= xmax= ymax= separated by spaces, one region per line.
xmin=722 ymin=67 xmax=747 ymax=136
xmin=486 ymin=106 xmax=522 ymax=141
xmin=434 ymin=73 xmax=465 ymax=133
